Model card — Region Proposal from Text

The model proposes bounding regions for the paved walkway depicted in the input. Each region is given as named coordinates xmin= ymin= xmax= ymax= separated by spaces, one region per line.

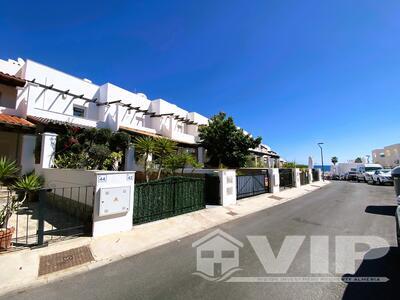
xmin=0 ymin=181 xmax=329 ymax=296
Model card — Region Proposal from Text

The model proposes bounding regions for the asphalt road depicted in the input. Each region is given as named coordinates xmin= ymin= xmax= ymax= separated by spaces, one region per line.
xmin=4 ymin=181 xmax=399 ymax=300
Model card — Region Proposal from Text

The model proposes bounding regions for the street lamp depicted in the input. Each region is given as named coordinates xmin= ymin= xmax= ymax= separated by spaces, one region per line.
xmin=317 ymin=143 xmax=325 ymax=181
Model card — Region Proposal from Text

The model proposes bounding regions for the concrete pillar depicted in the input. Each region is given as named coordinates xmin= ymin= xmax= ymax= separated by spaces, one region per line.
xmin=20 ymin=134 xmax=36 ymax=174
xmin=268 ymin=168 xmax=280 ymax=193
xmin=317 ymin=169 xmax=322 ymax=181
xmin=218 ymin=169 xmax=236 ymax=206
xmin=40 ymin=132 xmax=58 ymax=169
xmin=308 ymin=168 xmax=313 ymax=184
xmin=124 ymin=145 xmax=137 ymax=171
xmin=197 ymin=147 xmax=205 ymax=164
xmin=92 ymin=171 xmax=135 ymax=237
xmin=293 ymin=168 xmax=301 ymax=188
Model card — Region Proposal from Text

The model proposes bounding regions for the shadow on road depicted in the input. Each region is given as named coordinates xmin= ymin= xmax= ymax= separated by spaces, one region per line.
xmin=365 ymin=205 xmax=397 ymax=217
xmin=342 ymin=247 xmax=400 ymax=299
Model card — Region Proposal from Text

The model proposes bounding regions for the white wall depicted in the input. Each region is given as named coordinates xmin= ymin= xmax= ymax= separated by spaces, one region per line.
xmin=23 ymin=60 xmax=100 ymax=126
xmin=37 ymin=168 xmax=135 ymax=237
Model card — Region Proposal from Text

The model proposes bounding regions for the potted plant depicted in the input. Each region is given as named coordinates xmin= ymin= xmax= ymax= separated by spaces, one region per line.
xmin=0 ymin=173 xmax=43 ymax=250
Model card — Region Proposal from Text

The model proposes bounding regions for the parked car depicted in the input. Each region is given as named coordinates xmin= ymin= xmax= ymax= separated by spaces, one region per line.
xmin=372 ymin=169 xmax=393 ymax=185
xmin=356 ymin=164 xmax=383 ymax=183
xmin=332 ymin=174 xmax=340 ymax=180
xmin=347 ymin=171 xmax=358 ymax=181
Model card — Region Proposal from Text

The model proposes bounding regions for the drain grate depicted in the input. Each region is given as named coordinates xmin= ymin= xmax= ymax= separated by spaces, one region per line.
xmin=269 ymin=195 xmax=284 ymax=200
xmin=38 ymin=246 xmax=94 ymax=276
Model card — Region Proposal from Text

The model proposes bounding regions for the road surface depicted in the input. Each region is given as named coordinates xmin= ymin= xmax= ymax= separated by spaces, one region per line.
xmin=4 ymin=181 xmax=399 ymax=300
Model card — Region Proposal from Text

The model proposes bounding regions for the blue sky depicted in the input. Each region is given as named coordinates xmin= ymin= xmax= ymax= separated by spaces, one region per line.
xmin=1 ymin=0 xmax=399 ymax=164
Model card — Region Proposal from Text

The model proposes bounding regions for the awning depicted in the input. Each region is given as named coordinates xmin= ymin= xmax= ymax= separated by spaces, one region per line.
xmin=0 ymin=113 xmax=35 ymax=129
xmin=27 ymin=116 xmax=95 ymax=129
xmin=119 ymin=126 xmax=162 ymax=139
xmin=0 ymin=72 xmax=26 ymax=87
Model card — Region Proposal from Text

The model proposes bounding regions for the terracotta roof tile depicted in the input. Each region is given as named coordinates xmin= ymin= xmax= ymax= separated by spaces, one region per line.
xmin=0 ymin=72 xmax=25 ymax=87
xmin=0 ymin=114 xmax=35 ymax=128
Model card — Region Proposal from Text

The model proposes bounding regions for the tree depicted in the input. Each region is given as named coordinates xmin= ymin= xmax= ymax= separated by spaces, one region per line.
xmin=154 ymin=138 xmax=177 ymax=179
xmin=134 ymin=136 xmax=156 ymax=182
xmin=355 ymin=157 xmax=363 ymax=163
xmin=331 ymin=156 xmax=338 ymax=165
xmin=198 ymin=112 xmax=262 ymax=168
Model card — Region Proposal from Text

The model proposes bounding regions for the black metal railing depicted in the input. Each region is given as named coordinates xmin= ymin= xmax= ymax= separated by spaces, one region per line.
xmin=236 ymin=173 xmax=269 ymax=199
xmin=312 ymin=169 xmax=319 ymax=182
xmin=1 ymin=186 xmax=94 ymax=252
xmin=300 ymin=170 xmax=310 ymax=185
xmin=279 ymin=169 xmax=293 ymax=189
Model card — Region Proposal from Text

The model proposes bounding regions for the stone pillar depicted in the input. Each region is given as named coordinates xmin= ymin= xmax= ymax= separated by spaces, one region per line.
xmin=268 ymin=168 xmax=280 ymax=193
xmin=293 ymin=168 xmax=301 ymax=188
xmin=124 ymin=145 xmax=137 ymax=171
xmin=308 ymin=168 xmax=313 ymax=184
xmin=20 ymin=134 xmax=36 ymax=174
xmin=218 ymin=169 xmax=236 ymax=206
xmin=40 ymin=132 xmax=58 ymax=169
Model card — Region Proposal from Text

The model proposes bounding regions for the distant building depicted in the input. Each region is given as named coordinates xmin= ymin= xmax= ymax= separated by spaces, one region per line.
xmin=372 ymin=143 xmax=400 ymax=168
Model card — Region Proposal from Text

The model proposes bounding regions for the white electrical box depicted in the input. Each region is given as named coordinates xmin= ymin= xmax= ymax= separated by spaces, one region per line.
xmin=99 ymin=186 xmax=131 ymax=217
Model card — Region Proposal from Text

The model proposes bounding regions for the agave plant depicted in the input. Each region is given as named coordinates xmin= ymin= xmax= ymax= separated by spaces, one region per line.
xmin=12 ymin=173 xmax=44 ymax=203
xmin=0 ymin=157 xmax=19 ymax=186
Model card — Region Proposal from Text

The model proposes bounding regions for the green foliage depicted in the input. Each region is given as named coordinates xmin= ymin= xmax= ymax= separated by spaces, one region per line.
xmin=355 ymin=157 xmax=363 ymax=163
xmin=0 ymin=156 xmax=19 ymax=185
xmin=154 ymin=138 xmax=177 ymax=179
xmin=198 ymin=112 xmax=262 ymax=168
xmin=282 ymin=161 xmax=308 ymax=169
xmin=55 ymin=127 xmax=132 ymax=171
xmin=109 ymin=132 xmax=131 ymax=152
xmin=331 ymin=156 xmax=338 ymax=165
xmin=103 ymin=151 xmax=123 ymax=171
xmin=87 ymin=144 xmax=111 ymax=170
xmin=12 ymin=173 xmax=44 ymax=192
xmin=1 ymin=172 xmax=43 ymax=227
xmin=134 ymin=136 xmax=157 ymax=182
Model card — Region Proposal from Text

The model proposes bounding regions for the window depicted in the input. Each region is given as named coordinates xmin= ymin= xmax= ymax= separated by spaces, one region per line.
xmin=221 ymin=250 xmax=235 ymax=258
xmin=73 ymin=106 xmax=85 ymax=118
xmin=177 ymin=123 xmax=184 ymax=133
xmin=201 ymin=250 xmax=214 ymax=258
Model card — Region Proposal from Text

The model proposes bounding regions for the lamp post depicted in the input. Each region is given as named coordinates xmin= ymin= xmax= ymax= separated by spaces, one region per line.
xmin=318 ymin=143 xmax=325 ymax=181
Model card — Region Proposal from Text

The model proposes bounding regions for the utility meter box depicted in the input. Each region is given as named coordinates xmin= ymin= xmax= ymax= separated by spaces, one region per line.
xmin=99 ymin=186 xmax=131 ymax=217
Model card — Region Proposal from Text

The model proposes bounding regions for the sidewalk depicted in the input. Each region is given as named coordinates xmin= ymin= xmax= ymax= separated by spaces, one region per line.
xmin=0 ymin=181 xmax=329 ymax=296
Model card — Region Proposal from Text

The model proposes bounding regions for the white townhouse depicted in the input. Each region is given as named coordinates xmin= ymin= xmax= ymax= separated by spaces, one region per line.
xmin=0 ymin=57 xmax=208 ymax=174
xmin=0 ymin=57 xmax=280 ymax=174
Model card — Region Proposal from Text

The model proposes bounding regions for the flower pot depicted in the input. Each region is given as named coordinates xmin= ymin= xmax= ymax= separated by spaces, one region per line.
xmin=0 ymin=227 xmax=15 ymax=251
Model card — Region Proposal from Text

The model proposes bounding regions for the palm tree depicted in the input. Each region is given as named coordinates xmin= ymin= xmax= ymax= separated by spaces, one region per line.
xmin=154 ymin=138 xmax=177 ymax=179
xmin=0 ymin=157 xmax=19 ymax=187
xmin=331 ymin=156 xmax=338 ymax=166
xmin=134 ymin=136 xmax=156 ymax=182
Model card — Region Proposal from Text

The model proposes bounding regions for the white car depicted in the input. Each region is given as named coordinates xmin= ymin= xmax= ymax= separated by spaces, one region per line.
xmin=371 ymin=169 xmax=393 ymax=185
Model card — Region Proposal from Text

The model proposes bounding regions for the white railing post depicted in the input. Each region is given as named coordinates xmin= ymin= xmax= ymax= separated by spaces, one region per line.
xmin=218 ymin=169 xmax=236 ymax=206
xmin=268 ymin=168 xmax=280 ymax=193
xmin=40 ymin=132 xmax=58 ymax=169
xmin=308 ymin=168 xmax=313 ymax=183
xmin=293 ymin=168 xmax=301 ymax=188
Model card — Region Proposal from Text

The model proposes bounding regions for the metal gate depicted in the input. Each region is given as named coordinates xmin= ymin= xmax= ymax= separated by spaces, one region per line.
xmin=204 ymin=174 xmax=220 ymax=205
xmin=300 ymin=170 xmax=310 ymax=185
xmin=1 ymin=186 xmax=94 ymax=251
xmin=312 ymin=169 xmax=319 ymax=182
xmin=279 ymin=169 xmax=293 ymax=189
xmin=236 ymin=173 xmax=269 ymax=199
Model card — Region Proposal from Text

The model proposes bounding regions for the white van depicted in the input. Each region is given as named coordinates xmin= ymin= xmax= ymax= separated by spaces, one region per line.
xmin=356 ymin=164 xmax=383 ymax=182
